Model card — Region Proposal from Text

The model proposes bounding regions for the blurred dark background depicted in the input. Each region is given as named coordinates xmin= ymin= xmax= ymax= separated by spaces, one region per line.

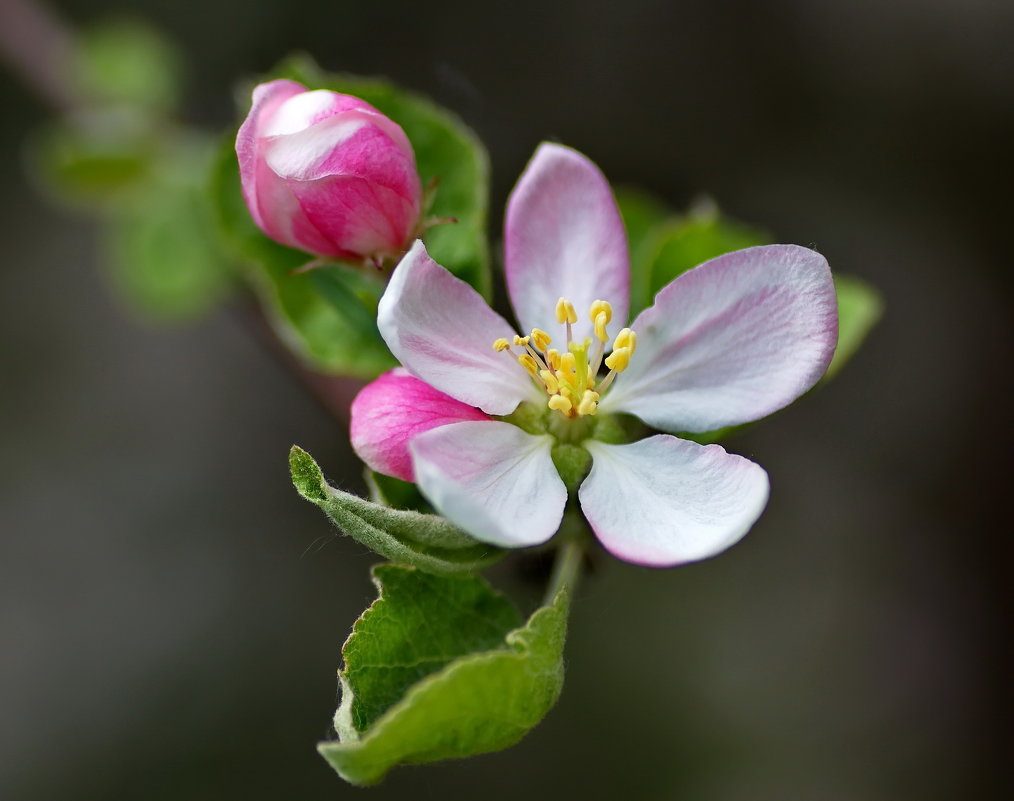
xmin=1 ymin=0 xmax=1011 ymax=799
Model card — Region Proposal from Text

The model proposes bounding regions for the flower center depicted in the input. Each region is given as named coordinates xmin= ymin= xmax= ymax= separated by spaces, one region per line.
xmin=492 ymin=297 xmax=637 ymax=419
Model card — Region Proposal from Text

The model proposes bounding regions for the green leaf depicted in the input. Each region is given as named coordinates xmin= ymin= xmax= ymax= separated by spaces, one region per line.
xmin=320 ymin=565 xmax=569 ymax=785
xmin=290 ymin=446 xmax=504 ymax=574
xmin=614 ymin=187 xmax=672 ymax=315
xmin=364 ymin=470 xmax=435 ymax=513
xmin=825 ymin=273 xmax=884 ymax=380
xmin=643 ymin=201 xmax=771 ymax=302
xmin=274 ymin=55 xmax=492 ymax=298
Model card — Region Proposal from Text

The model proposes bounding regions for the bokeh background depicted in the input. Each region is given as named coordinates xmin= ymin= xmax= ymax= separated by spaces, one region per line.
xmin=2 ymin=0 xmax=1011 ymax=799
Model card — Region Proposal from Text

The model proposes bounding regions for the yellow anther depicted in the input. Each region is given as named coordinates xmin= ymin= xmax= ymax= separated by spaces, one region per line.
xmin=546 ymin=349 xmax=561 ymax=370
xmin=604 ymin=346 xmax=632 ymax=373
xmin=613 ymin=327 xmax=637 ymax=354
xmin=540 ymin=370 xmax=560 ymax=394
xmin=548 ymin=394 xmax=573 ymax=414
xmin=589 ymin=300 xmax=612 ymax=325
xmin=593 ymin=312 xmax=610 ymax=342
xmin=577 ymin=389 xmax=600 ymax=416
xmin=492 ymin=337 xmax=511 ymax=352
xmin=513 ymin=335 xmax=531 ymax=347
xmin=530 ymin=328 xmax=552 ymax=352
xmin=518 ymin=353 xmax=539 ymax=375
xmin=555 ymin=297 xmax=578 ymax=325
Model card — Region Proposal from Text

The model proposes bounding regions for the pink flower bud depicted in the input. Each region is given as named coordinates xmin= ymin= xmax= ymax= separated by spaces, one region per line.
xmin=236 ymin=80 xmax=422 ymax=262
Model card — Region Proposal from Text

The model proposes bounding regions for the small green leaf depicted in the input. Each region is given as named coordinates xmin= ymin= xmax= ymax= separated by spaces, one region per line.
xmin=320 ymin=565 xmax=569 ymax=785
xmin=290 ymin=447 xmax=504 ymax=573
xmin=614 ymin=187 xmax=672 ymax=315
xmin=825 ymin=273 xmax=883 ymax=380
xmin=275 ymin=56 xmax=492 ymax=298
xmin=643 ymin=202 xmax=770 ymax=302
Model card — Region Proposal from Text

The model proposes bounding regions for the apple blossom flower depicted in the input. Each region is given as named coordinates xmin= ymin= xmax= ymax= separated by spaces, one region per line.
xmin=236 ymin=80 xmax=422 ymax=263
xmin=352 ymin=143 xmax=839 ymax=567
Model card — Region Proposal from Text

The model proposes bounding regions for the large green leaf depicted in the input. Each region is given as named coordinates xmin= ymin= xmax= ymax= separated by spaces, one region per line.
xmin=825 ymin=273 xmax=883 ymax=379
xmin=320 ymin=565 xmax=569 ymax=785
xmin=290 ymin=447 xmax=504 ymax=574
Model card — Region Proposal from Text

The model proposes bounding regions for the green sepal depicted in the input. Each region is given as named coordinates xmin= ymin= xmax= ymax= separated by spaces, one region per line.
xmin=320 ymin=565 xmax=569 ymax=785
xmin=825 ymin=273 xmax=883 ymax=380
xmin=290 ymin=447 xmax=504 ymax=574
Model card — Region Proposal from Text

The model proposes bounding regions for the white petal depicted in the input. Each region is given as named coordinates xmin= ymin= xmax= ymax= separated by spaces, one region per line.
xmin=504 ymin=143 xmax=630 ymax=341
xmin=579 ymin=436 xmax=769 ymax=567
xmin=599 ymin=244 xmax=839 ymax=432
xmin=410 ymin=421 xmax=566 ymax=548
xmin=378 ymin=241 xmax=541 ymax=415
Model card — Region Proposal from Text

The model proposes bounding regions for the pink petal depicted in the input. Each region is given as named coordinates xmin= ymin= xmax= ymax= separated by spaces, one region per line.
xmin=377 ymin=241 xmax=541 ymax=415
xmin=236 ymin=79 xmax=306 ymax=232
xmin=410 ymin=421 xmax=566 ymax=548
xmin=350 ymin=368 xmax=490 ymax=482
xmin=599 ymin=245 xmax=839 ymax=432
xmin=504 ymin=143 xmax=630 ymax=340
xmin=579 ymin=436 xmax=769 ymax=567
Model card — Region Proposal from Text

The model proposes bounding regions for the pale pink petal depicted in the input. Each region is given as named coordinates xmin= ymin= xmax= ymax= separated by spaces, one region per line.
xmin=410 ymin=421 xmax=566 ymax=548
xmin=504 ymin=143 xmax=630 ymax=340
xmin=377 ymin=241 xmax=542 ymax=415
xmin=350 ymin=368 xmax=490 ymax=482
xmin=579 ymin=436 xmax=769 ymax=567
xmin=599 ymin=245 xmax=838 ymax=432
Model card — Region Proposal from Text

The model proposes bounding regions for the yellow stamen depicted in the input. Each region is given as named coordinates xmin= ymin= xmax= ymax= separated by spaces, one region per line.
xmin=546 ymin=349 xmax=561 ymax=370
xmin=593 ymin=312 xmax=610 ymax=342
xmin=577 ymin=389 xmax=599 ymax=416
xmin=557 ymin=351 xmax=578 ymax=386
xmin=589 ymin=300 xmax=613 ymax=343
xmin=555 ymin=297 xmax=578 ymax=325
xmin=604 ymin=346 xmax=631 ymax=373
xmin=548 ymin=394 xmax=573 ymax=414
xmin=492 ymin=338 xmax=511 ymax=352
xmin=613 ymin=327 xmax=637 ymax=354
xmin=518 ymin=353 xmax=539 ymax=375
xmin=530 ymin=328 xmax=552 ymax=352
xmin=540 ymin=370 xmax=560 ymax=394
xmin=513 ymin=335 xmax=530 ymax=347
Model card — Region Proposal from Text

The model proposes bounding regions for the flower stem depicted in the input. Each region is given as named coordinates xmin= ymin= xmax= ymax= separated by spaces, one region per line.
xmin=544 ymin=534 xmax=585 ymax=606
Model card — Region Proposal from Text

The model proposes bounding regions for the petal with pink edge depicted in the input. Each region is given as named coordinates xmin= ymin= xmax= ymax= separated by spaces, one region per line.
xmin=599 ymin=245 xmax=838 ymax=433
xmin=350 ymin=368 xmax=490 ymax=482
xmin=410 ymin=421 xmax=566 ymax=548
xmin=236 ymin=79 xmax=305 ymax=231
xmin=504 ymin=143 xmax=630 ymax=341
xmin=378 ymin=241 xmax=541 ymax=415
xmin=579 ymin=436 xmax=769 ymax=567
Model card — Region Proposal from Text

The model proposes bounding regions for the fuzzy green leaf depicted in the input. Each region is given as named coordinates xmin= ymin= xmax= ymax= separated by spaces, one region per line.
xmin=290 ymin=447 xmax=504 ymax=573
xmin=320 ymin=565 xmax=569 ymax=785
xmin=825 ymin=273 xmax=883 ymax=380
